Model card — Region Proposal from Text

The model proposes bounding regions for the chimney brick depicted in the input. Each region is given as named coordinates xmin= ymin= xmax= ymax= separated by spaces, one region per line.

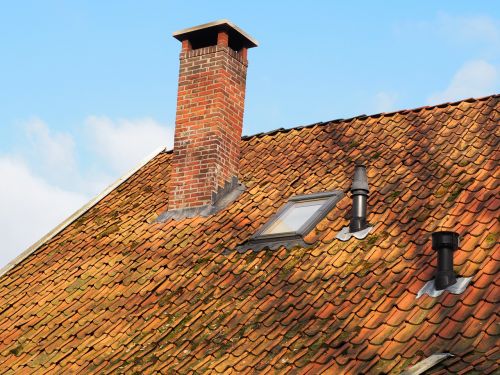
xmin=169 ymin=21 xmax=257 ymax=212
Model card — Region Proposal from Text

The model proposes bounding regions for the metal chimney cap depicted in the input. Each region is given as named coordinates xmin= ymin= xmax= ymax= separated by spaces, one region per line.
xmin=432 ymin=231 xmax=459 ymax=251
xmin=173 ymin=19 xmax=258 ymax=48
xmin=351 ymin=164 xmax=369 ymax=193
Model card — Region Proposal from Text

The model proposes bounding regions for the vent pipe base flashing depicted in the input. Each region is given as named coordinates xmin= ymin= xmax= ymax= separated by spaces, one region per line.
xmin=400 ymin=353 xmax=454 ymax=375
xmin=336 ymin=225 xmax=373 ymax=241
xmin=416 ymin=277 xmax=472 ymax=299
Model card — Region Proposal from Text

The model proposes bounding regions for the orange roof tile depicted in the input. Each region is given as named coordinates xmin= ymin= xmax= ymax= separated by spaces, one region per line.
xmin=0 ymin=95 xmax=499 ymax=374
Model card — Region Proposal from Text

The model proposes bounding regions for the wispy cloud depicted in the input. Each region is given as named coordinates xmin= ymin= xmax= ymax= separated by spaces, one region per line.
xmin=23 ymin=118 xmax=79 ymax=189
xmin=395 ymin=13 xmax=500 ymax=105
xmin=395 ymin=13 xmax=500 ymax=51
xmin=427 ymin=60 xmax=498 ymax=104
xmin=0 ymin=116 xmax=174 ymax=269
xmin=85 ymin=116 xmax=174 ymax=174
xmin=436 ymin=13 xmax=500 ymax=48
xmin=373 ymin=91 xmax=399 ymax=113
xmin=25 ymin=118 xmax=76 ymax=170
xmin=0 ymin=157 xmax=87 ymax=265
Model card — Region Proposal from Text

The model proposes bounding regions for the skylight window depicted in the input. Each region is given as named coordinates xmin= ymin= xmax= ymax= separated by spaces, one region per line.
xmin=260 ymin=199 xmax=329 ymax=235
xmin=246 ymin=191 xmax=343 ymax=249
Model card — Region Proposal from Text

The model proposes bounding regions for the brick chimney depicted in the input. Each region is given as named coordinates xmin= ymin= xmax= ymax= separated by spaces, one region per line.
xmin=168 ymin=20 xmax=258 ymax=218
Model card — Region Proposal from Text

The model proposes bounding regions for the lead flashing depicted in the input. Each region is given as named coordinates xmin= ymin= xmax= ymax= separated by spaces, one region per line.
xmin=400 ymin=353 xmax=454 ymax=375
xmin=336 ymin=226 xmax=373 ymax=241
xmin=157 ymin=180 xmax=245 ymax=221
xmin=235 ymin=238 xmax=309 ymax=253
xmin=416 ymin=277 xmax=472 ymax=299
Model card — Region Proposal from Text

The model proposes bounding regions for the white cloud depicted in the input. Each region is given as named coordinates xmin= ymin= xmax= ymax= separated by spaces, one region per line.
xmin=373 ymin=91 xmax=399 ymax=113
xmin=20 ymin=118 xmax=111 ymax=195
xmin=0 ymin=116 xmax=173 ymax=269
xmin=25 ymin=118 xmax=76 ymax=170
xmin=437 ymin=13 xmax=500 ymax=47
xmin=427 ymin=60 xmax=498 ymax=104
xmin=0 ymin=157 xmax=87 ymax=269
xmin=23 ymin=118 xmax=78 ymax=188
xmin=395 ymin=13 xmax=500 ymax=50
xmin=86 ymin=116 xmax=174 ymax=174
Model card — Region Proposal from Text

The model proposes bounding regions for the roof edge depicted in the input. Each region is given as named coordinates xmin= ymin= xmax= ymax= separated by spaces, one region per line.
xmin=160 ymin=94 xmax=499 ymax=155
xmin=241 ymin=93 xmax=500 ymax=140
xmin=0 ymin=145 xmax=168 ymax=279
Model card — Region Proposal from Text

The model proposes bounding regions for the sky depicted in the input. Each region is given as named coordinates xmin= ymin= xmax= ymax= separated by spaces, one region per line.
xmin=1 ymin=1 xmax=499 ymax=268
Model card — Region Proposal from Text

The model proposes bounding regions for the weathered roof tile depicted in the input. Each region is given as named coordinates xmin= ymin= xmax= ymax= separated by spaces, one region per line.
xmin=0 ymin=95 xmax=498 ymax=373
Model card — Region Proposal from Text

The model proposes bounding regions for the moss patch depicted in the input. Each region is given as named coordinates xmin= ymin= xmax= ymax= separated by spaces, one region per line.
xmin=280 ymin=247 xmax=306 ymax=278
xmin=485 ymin=232 xmax=499 ymax=247
xmin=209 ymin=311 xmax=228 ymax=330
xmin=349 ymin=140 xmax=360 ymax=148
xmin=97 ymin=223 xmax=120 ymax=239
xmin=434 ymin=186 xmax=447 ymax=198
xmin=458 ymin=160 xmax=469 ymax=167
xmin=65 ymin=277 xmax=87 ymax=293
xmin=361 ymin=232 xmax=388 ymax=251
xmin=447 ymin=178 xmax=474 ymax=202
xmin=385 ymin=190 xmax=401 ymax=203
xmin=9 ymin=343 xmax=23 ymax=356
xmin=165 ymin=314 xmax=192 ymax=340
xmin=93 ymin=216 xmax=105 ymax=225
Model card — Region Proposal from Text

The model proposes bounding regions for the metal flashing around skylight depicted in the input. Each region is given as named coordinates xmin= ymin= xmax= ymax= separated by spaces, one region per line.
xmin=235 ymin=238 xmax=309 ymax=254
xmin=239 ymin=191 xmax=343 ymax=251
xmin=416 ymin=277 xmax=472 ymax=299
xmin=400 ymin=353 xmax=454 ymax=375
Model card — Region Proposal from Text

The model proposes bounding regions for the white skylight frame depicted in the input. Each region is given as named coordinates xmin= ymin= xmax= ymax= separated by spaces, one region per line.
xmin=250 ymin=191 xmax=343 ymax=245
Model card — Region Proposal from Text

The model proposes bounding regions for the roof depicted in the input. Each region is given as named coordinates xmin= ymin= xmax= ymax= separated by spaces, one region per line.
xmin=0 ymin=95 xmax=498 ymax=374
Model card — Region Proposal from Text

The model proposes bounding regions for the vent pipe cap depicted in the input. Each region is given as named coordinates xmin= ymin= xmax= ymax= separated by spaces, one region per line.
xmin=351 ymin=164 xmax=369 ymax=194
xmin=432 ymin=231 xmax=459 ymax=251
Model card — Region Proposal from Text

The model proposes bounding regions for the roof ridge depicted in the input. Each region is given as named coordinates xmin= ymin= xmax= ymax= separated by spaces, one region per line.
xmin=241 ymin=93 xmax=500 ymax=141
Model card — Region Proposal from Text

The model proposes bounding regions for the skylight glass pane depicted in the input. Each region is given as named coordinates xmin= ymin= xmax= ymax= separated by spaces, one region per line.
xmin=261 ymin=198 xmax=327 ymax=235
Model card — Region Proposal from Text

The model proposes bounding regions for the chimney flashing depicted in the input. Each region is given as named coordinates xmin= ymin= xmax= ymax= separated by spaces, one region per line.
xmin=158 ymin=179 xmax=245 ymax=221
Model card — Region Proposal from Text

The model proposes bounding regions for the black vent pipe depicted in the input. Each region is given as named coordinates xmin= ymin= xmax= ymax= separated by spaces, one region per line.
xmin=432 ymin=231 xmax=459 ymax=290
xmin=349 ymin=164 xmax=369 ymax=233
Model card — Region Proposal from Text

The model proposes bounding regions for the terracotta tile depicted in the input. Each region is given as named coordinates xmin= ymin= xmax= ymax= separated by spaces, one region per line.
xmin=0 ymin=96 xmax=498 ymax=373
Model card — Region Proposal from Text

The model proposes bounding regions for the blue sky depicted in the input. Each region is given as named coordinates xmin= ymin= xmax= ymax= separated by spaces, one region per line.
xmin=1 ymin=1 xmax=499 ymax=268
